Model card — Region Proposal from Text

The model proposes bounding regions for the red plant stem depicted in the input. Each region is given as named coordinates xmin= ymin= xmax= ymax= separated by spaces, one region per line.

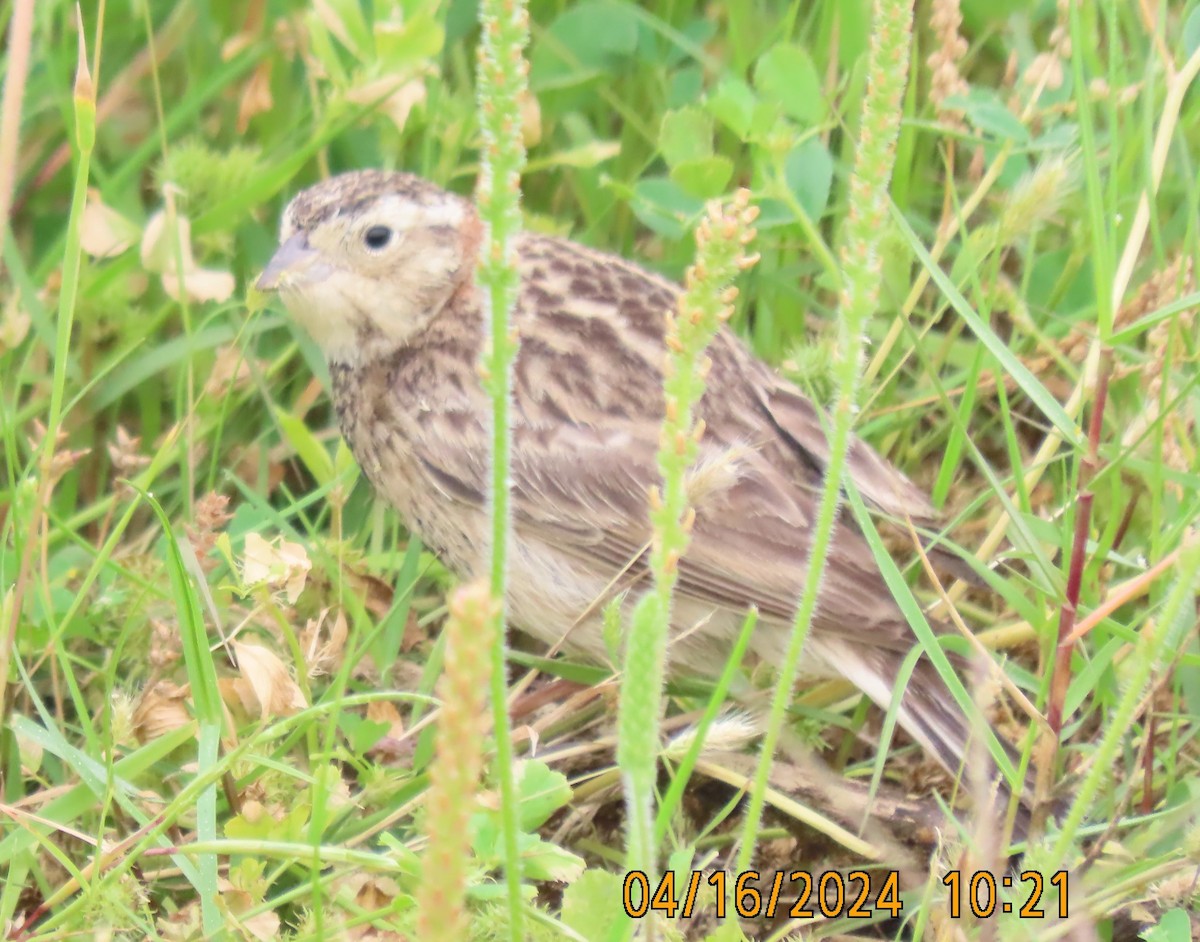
xmin=1046 ymin=348 xmax=1112 ymax=737
xmin=1047 ymin=491 xmax=1094 ymax=735
xmin=1064 ymin=546 xmax=1179 ymax=645
xmin=1085 ymin=350 xmax=1111 ymax=472
xmin=1141 ymin=706 xmax=1158 ymax=815
xmin=1110 ymin=488 xmax=1140 ymax=554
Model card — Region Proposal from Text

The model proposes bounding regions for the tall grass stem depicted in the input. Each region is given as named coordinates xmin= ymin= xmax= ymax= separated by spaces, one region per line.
xmin=619 ymin=192 xmax=758 ymax=875
xmin=735 ymin=0 xmax=914 ymax=874
xmin=475 ymin=0 xmax=532 ymax=935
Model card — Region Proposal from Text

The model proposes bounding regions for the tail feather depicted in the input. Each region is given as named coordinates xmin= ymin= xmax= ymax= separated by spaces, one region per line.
xmin=828 ymin=641 xmax=1035 ymax=838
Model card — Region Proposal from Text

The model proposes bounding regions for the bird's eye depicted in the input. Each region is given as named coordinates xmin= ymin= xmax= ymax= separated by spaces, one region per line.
xmin=363 ymin=225 xmax=393 ymax=250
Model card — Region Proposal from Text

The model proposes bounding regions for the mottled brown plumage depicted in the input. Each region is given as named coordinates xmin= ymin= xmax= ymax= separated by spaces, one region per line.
xmin=259 ymin=169 xmax=1026 ymax=823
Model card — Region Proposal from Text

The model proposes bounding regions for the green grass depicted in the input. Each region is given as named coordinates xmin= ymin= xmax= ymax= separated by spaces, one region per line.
xmin=3 ymin=0 xmax=1200 ymax=939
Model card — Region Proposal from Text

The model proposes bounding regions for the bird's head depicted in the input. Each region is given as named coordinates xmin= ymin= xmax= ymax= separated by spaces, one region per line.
xmin=258 ymin=170 xmax=478 ymax=364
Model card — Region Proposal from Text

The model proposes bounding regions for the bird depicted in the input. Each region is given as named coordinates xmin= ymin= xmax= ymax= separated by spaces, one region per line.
xmin=258 ymin=168 xmax=1029 ymax=827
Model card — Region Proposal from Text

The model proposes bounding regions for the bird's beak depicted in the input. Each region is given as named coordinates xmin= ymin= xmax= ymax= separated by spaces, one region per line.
xmin=256 ymin=232 xmax=317 ymax=292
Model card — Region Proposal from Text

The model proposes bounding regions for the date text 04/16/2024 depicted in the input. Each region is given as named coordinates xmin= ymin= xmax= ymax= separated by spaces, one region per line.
xmin=621 ymin=870 xmax=1069 ymax=921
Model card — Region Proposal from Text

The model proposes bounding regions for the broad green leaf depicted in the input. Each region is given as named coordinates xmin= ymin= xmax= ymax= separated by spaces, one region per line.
xmin=946 ymin=88 xmax=1030 ymax=143
xmin=530 ymin=0 xmax=639 ymax=85
xmin=670 ymin=156 xmax=733 ymax=199
xmin=338 ymin=712 xmax=391 ymax=753
xmin=324 ymin=0 xmax=373 ymax=56
xmin=1142 ymin=908 xmax=1192 ymax=942
xmin=667 ymin=64 xmax=704 ymax=107
xmin=753 ymin=43 xmax=824 ymax=124
xmin=706 ymin=76 xmax=757 ymax=137
xmin=515 ymin=760 xmax=572 ymax=831
xmin=1027 ymin=249 xmax=1094 ymax=315
xmin=518 ymin=834 xmax=585 ymax=882
xmin=305 ymin=14 xmax=350 ymax=85
xmin=784 ymin=137 xmax=833 ymax=219
xmin=629 ymin=177 xmax=704 ymax=238
xmin=374 ymin=11 xmax=445 ymax=67
xmin=659 ymin=106 xmax=714 ymax=167
xmin=225 ymin=799 xmax=310 ymax=842
xmin=563 ymin=870 xmax=632 ymax=938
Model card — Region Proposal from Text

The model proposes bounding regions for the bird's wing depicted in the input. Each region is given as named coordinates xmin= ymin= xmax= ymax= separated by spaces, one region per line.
xmin=401 ymin=233 xmax=930 ymax=643
xmin=507 ymin=418 xmax=903 ymax=629
xmin=510 ymin=232 xmax=935 ymax=522
xmin=753 ymin=369 xmax=937 ymax=523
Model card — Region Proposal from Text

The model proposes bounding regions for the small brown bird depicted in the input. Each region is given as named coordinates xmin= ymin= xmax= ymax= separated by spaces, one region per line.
xmin=259 ymin=169 xmax=1024 ymax=820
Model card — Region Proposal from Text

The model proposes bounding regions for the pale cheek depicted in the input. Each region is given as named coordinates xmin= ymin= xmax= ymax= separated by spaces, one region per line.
xmin=280 ymin=240 xmax=466 ymax=363
xmin=341 ymin=258 xmax=449 ymax=342
xmin=282 ymin=281 xmax=362 ymax=359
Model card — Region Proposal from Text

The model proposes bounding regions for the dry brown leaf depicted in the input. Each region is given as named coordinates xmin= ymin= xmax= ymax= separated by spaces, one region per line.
xmin=275 ymin=540 xmax=311 ymax=603
xmin=309 ymin=0 xmax=356 ymax=50
xmin=301 ymin=608 xmax=349 ymax=677
xmin=346 ymin=75 xmax=427 ymax=133
xmin=0 ymin=296 xmax=31 ymax=352
xmin=241 ymin=532 xmax=276 ymax=585
xmin=80 ymin=188 xmax=140 ymax=257
xmin=231 ymin=443 xmax=288 ymax=495
xmin=141 ymin=206 xmax=235 ymax=303
xmin=133 ymin=681 xmax=195 ymax=742
xmin=140 ymin=206 xmax=193 ymax=272
xmin=14 ymin=728 xmax=44 ymax=775
xmin=219 ymin=676 xmax=253 ymax=716
xmin=365 ymin=699 xmax=405 ymax=740
xmin=204 ymin=345 xmax=256 ymax=397
xmin=219 ymin=882 xmax=280 ymax=942
xmin=237 ymin=910 xmax=280 ymax=942
xmin=401 ymin=610 xmax=425 ymax=653
xmin=516 ymin=724 xmax=539 ymax=755
xmin=241 ymin=532 xmax=311 ymax=603
xmin=107 ymin=424 xmax=151 ymax=476
xmin=236 ymin=60 xmax=274 ymax=133
xmin=231 ymin=640 xmax=307 ymax=719
xmin=156 ymin=898 xmax=203 ymax=942
xmin=149 ymin=617 xmax=183 ymax=670
xmin=348 ymin=569 xmax=394 ymax=618
xmin=343 ymin=928 xmax=407 ymax=942
xmin=221 ymin=0 xmax=266 ymax=61
xmin=335 ymin=872 xmax=403 ymax=912
xmin=173 ymin=266 xmax=236 ymax=303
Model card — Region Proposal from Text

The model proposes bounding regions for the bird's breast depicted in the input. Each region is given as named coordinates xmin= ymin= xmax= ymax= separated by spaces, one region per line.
xmin=330 ymin=360 xmax=489 ymax=577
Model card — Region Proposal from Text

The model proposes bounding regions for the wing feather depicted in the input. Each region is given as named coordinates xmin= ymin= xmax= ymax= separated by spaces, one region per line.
xmin=405 ymin=232 xmax=933 ymax=647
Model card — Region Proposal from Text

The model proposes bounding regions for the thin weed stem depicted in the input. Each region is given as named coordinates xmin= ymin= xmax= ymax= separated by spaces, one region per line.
xmin=619 ymin=192 xmax=758 ymax=877
xmin=474 ymin=0 xmax=532 ymax=936
xmin=736 ymin=0 xmax=914 ymax=874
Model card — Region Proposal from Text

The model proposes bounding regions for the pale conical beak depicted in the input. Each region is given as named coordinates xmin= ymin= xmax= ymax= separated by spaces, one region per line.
xmin=256 ymin=232 xmax=317 ymax=292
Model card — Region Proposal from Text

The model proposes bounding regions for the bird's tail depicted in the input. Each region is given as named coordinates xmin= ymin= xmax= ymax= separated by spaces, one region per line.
xmin=828 ymin=640 xmax=1035 ymax=838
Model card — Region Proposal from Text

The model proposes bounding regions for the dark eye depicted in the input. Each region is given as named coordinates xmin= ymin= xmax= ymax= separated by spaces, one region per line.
xmin=363 ymin=225 xmax=393 ymax=250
